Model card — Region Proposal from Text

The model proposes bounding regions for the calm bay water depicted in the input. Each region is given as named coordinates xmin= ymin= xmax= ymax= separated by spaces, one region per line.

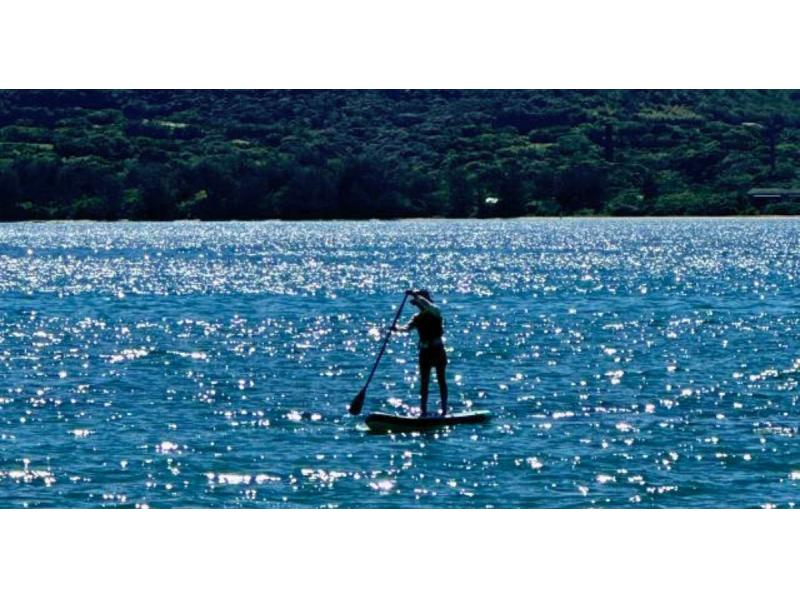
xmin=1 ymin=218 xmax=800 ymax=508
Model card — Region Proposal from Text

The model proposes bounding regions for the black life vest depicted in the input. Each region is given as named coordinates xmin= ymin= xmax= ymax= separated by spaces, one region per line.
xmin=413 ymin=309 xmax=444 ymax=343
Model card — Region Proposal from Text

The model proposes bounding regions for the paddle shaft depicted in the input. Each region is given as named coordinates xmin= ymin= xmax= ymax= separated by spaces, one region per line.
xmin=361 ymin=293 xmax=408 ymax=391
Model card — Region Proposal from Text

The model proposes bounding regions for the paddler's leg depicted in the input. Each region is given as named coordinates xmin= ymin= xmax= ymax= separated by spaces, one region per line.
xmin=435 ymin=361 xmax=448 ymax=416
xmin=419 ymin=361 xmax=431 ymax=416
xmin=419 ymin=348 xmax=434 ymax=416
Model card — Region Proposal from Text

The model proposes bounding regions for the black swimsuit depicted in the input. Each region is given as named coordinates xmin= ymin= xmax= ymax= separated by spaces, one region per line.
xmin=412 ymin=310 xmax=447 ymax=370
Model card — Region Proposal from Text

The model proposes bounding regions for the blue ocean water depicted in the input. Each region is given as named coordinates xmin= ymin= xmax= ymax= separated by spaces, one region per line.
xmin=1 ymin=219 xmax=799 ymax=508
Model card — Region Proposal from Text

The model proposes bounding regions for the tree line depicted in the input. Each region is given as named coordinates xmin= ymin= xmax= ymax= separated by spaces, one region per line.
xmin=0 ymin=90 xmax=799 ymax=220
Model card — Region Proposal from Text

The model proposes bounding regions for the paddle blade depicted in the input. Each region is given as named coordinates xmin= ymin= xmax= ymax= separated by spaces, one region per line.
xmin=349 ymin=387 xmax=366 ymax=415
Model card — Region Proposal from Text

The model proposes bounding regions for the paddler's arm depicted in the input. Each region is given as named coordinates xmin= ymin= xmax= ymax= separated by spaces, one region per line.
xmin=392 ymin=317 xmax=417 ymax=333
xmin=392 ymin=291 xmax=420 ymax=333
xmin=409 ymin=293 xmax=441 ymax=318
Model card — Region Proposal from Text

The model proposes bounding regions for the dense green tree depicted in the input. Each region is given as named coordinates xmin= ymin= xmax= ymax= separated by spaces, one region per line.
xmin=0 ymin=164 xmax=22 ymax=220
xmin=555 ymin=163 xmax=609 ymax=213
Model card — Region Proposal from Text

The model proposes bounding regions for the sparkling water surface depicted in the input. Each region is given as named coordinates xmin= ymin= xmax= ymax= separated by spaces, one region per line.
xmin=1 ymin=218 xmax=800 ymax=508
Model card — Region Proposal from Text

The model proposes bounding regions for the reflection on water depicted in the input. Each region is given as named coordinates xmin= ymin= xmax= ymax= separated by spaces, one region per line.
xmin=1 ymin=219 xmax=800 ymax=507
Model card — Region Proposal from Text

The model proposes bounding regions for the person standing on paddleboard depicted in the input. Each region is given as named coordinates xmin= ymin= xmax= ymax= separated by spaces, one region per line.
xmin=392 ymin=289 xmax=448 ymax=416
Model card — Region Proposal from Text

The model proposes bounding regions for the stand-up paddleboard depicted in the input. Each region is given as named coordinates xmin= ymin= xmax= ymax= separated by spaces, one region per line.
xmin=364 ymin=410 xmax=491 ymax=433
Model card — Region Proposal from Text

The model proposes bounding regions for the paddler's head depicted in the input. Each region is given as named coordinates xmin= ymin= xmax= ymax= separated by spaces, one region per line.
xmin=411 ymin=289 xmax=432 ymax=309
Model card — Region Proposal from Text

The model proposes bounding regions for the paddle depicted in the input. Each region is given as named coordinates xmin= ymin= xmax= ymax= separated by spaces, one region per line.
xmin=349 ymin=293 xmax=410 ymax=415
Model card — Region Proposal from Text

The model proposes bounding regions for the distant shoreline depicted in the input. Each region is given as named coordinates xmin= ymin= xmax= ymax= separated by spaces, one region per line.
xmin=2 ymin=91 xmax=799 ymax=221
xmin=2 ymin=215 xmax=800 ymax=224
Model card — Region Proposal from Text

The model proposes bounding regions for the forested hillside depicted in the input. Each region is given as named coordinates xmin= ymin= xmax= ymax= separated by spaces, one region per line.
xmin=0 ymin=90 xmax=799 ymax=219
